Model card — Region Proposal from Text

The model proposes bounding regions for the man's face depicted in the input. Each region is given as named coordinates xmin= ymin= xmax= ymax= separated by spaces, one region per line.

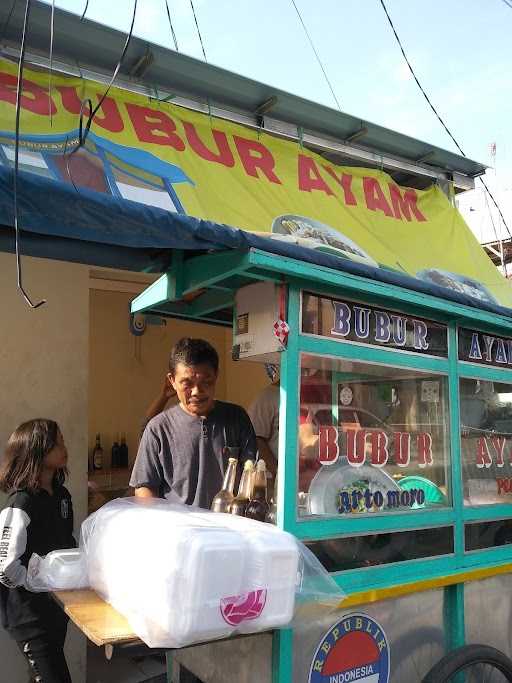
xmin=169 ymin=362 xmax=217 ymax=417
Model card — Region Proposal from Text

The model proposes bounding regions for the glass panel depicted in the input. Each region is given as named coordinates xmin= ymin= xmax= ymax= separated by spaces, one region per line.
xmin=465 ymin=519 xmax=512 ymax=551
xmin=298 ymin=354 xmax=451 ymax=517
xmin=302 ymin=292 xmax=448 ymax=357
xmin=461 ymin=379 xmax=512 ymax=505
xmin=308 ymin=526 xmax=454 ymax=571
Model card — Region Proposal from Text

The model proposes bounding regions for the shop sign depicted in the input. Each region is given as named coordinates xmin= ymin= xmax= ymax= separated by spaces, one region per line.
xmin=459 ymin=328 xmax=512 ymax=367
xmin=302 ymin=293 xmax=448 ymax=357
xmin=309 ymin=613 xmax=390 ymax=683
xmin=2 ymin=58 xmax=512 ymax=309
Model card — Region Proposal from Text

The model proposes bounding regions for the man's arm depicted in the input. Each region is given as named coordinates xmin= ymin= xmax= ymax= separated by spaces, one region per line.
xmin=247 ymin=387 xmax=279 ymax=475
xmin=134 ymin=486 xmax=159 ymax=499
xmin=130 ymin=425 xmax=165 ymax=498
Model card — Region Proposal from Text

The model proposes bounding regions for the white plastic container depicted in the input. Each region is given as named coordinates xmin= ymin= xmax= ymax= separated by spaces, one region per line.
xmin=82 ymin=500 xmax=300 ymax=648
xmin=193 ymin=512 xmax=299 ymax=632
xmin=31 ymin=549 xmax=88 ymax=590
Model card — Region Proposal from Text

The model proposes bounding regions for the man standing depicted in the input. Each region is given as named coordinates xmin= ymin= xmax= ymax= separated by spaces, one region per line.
xmin=247 ymin=363 xmax=279 ymax=477
xmin=130 ymin=337 xmax=257 ymax=509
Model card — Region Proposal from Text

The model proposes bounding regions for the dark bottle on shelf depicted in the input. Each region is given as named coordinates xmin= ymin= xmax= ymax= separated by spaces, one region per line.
xmin=92 ymin=433 xmax=103 ymax=470
xmin=111 ymin=436 xmax=120 ymax=469
xmin=211 ymin=458 xmax=238 ymax=513
xmin=230 ymin=460 xmax=255 ymax=517
xmin=246 ymin=459 xmax=270 ymax=522
xmin=119 ymin=433 xmax=129 ymax=468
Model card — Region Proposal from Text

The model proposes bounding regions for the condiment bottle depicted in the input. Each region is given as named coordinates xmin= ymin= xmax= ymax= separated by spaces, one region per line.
xmin=211 ymin=458 xmax=238 ymax=513
xmin=246 ymin=459 xmax=270 ymax=522
xmin=92 ymin=433 xmax=103 ymax=470
xmin=230 ymin=459 xmax=255 ymax=516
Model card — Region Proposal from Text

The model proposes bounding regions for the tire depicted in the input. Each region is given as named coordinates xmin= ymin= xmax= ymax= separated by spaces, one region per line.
xmin=422 ymin=644 xmax=512 ymax=682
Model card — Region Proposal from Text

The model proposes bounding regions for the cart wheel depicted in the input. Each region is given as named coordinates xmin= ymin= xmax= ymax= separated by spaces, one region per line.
xmin=422 ymin=644 xmax=512 ymax=682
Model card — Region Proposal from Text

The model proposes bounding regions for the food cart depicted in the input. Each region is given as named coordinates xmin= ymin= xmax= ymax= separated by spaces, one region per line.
xmin=2 ymin=5 xmax=512 ymax=680
xmin=114 ymin=243 xmax=512 ymax=682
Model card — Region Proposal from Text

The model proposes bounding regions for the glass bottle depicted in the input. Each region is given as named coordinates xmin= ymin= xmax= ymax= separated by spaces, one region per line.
xmin=111 ymin=435 xmax=120 ymax=469
xmin=230 ymin=460 xmax=255 ymax=516
xmin=211 ymin=458 xmax=238 ymax=513
xmin=119 ymin=433 xmax=129 ymax=468
xmin=246 ymin=459 xmax=270 ymax=522
xmin=92 ymin=433 xmax=103 ymax=470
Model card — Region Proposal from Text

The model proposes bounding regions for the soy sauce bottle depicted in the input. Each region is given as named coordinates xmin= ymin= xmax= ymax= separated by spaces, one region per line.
xmin=246 ymin=460 xmax=269 ymax=522
xmin=230 ymin=460 xmax=255 ymax=516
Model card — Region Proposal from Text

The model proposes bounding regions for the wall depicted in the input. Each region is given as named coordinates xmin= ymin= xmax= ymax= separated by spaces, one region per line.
xmin=0 ymin=253 xmax=88 ymax=683
xmin=88 ymin=290 xmax=269 ymax=468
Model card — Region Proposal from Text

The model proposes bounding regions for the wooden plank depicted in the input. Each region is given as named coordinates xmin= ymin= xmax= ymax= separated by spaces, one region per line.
xmin=53 ymin=589 xmax=140 ymax=647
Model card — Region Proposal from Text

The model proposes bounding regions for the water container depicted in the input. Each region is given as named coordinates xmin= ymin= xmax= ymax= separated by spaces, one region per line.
xmin=38 ymin=549 xmax=88 ymax=590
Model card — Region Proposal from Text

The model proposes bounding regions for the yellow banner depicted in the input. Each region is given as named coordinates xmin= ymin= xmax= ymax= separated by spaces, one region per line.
xmin=1 ymin=57 xmax=510 ymax=307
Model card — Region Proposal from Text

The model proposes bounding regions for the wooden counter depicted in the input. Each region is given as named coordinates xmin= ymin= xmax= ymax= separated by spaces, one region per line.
xmin=53 ymin=589 xmax=140 ymax=647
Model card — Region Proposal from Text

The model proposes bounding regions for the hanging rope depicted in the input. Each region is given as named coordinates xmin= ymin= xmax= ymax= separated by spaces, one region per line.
xmin=70 ymin=0 xmax=138 ymax=152
xmin=189 ymin=0 xmax=208 ymax=62
xmin=81 ymin=0 xmax=90 ymax=21
xmin=13 ymin=0 xmax=46 ymax=308
xmin=289 ymin=0 xmax=342 ymax=112
xmin=164 ymin=0 xmax=179 ymax=51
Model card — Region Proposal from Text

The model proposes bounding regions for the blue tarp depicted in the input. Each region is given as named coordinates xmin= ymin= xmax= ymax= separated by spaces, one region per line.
xmin=1 ymin=164 xmax=511 ymax=319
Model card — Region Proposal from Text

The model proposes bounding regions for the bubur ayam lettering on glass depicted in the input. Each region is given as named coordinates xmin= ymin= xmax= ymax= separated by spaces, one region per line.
xmin=317 ymin=427 xmax=433 ymax=513
xmin=459 ymin=328 xmax=512 ymax=368
xmin=302 ymin=293 xmax=448 ymax=357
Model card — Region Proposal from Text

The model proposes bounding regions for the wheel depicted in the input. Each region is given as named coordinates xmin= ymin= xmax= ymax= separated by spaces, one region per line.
xmin=422 ymin=644 xmax=512 ymax=682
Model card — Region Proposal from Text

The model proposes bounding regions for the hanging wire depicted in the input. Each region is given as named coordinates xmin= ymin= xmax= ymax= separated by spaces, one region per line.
xmin=189 ymin=0 xmax=207 ymax=62
xmin=70 ymin=0 xmax=138 ymax=153
xmin=501 ymin=0 xmax=512 ymax=9
xmin=164 ymin=0 xmax=179 ymax=52
xmin=378 ymin=0 xmax=512 ymax=238
xmin=289 ymin=0 xmax=342 ymax=112
xmin=48 ymin=0 xmax=55 ymax=126
xmin=81 ymin=0 xmax=90 ymax=21
xmin=13 ymin=0 xmax=46 ymax=308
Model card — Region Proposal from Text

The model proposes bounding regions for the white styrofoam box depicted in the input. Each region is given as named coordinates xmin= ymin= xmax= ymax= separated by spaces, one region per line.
xmin=82 ymin=501 xmax=299 ymax=648
xmin=189 ymin=512 xmax=299 ymax=633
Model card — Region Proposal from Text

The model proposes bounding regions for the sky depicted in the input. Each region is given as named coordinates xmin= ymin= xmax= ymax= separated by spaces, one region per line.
xmin=39 ymin=0 xmax=512 ymax=244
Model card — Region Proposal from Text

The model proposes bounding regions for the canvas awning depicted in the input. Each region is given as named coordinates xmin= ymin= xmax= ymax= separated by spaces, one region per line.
xmin=2 ymin=165 xmax=512 ymax=324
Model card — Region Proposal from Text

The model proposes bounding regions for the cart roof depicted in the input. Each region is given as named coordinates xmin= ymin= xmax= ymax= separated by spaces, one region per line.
xmin=2 ymin=164 xmax=512 ymax=331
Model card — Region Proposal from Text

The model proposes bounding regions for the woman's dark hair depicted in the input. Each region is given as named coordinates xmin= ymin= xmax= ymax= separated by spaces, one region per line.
xmin=169 ymin=337 xmax=219 ymax=375
xmin=0 ymin=419 xmax=66 ymax=493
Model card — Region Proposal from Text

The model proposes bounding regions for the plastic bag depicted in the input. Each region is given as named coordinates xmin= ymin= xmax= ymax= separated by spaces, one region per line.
xmin=80 ymin=498 xmax=345 ymax=648
xmin=27 ymin=548 xmax=89 ymax=591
